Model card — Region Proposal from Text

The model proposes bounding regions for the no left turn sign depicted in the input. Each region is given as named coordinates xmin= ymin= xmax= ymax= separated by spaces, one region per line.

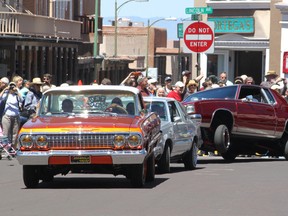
xmin=183 ymin=21 xmax=214 ymax=53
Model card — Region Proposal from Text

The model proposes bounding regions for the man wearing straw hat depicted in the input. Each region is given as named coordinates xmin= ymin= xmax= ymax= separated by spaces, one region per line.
xmin=260 ymin=70 xmax=284 ymax=88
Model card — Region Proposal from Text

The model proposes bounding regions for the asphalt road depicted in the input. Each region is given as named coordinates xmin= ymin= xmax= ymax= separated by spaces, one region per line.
xmin=1 ymin=156 xmax=287 ymax=216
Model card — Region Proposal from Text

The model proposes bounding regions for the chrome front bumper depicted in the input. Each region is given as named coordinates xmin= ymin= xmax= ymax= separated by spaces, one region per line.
xmin=16 ymin=149 xmax=147 ymax=165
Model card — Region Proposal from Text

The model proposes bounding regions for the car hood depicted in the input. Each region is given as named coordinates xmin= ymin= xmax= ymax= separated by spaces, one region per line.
xmin=20 ymin=115 xmax=142 ymax=134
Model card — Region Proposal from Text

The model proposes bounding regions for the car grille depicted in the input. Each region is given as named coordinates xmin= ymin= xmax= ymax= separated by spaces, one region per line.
xmin=47 ymin=133 xmax=118 ymax=149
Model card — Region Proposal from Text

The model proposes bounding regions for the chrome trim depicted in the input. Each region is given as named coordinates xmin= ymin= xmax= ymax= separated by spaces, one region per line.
xmin=16 ymin=149 xmax=147 ymax=165
xmin=19 ymin=132 xmax=143 ymax=149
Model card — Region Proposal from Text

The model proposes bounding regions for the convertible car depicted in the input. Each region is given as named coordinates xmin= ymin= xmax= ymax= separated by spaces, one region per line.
xmin=16 ymin=85 xmax=161 ymax=188
xmin=182 ymin=84 xmax=288 ymax=161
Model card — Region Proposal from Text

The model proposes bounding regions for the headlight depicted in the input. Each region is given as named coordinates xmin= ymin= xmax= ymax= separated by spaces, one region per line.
xmin=127 ymin=134 xmax=142 ymax=148
xmin=35 ymin=135 xmax=48 ymax=148
xmin=113 ymin=135 xmax=126 ymax=149
xmin=186 ymin=105 xmax=195 ymax=114
xmin=20 ymin=135 xmax=34 ymax=148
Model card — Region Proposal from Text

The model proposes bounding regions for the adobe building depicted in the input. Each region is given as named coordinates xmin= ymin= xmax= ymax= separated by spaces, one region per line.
xmin=0 ymin=0 xmax=102 ymax=85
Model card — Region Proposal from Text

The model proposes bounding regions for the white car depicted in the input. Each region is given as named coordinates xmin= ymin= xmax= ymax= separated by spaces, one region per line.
xmin=144 ymin=97 xmax=202 ymax=173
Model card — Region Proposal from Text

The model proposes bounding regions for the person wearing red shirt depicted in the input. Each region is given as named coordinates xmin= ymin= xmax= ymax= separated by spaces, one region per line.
xmin=167 ymin=81 xmax=185 ymax=102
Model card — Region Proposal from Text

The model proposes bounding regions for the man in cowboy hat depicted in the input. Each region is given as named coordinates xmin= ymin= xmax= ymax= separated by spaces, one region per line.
xmin=260 ymin=70 xmax=285 ymax=89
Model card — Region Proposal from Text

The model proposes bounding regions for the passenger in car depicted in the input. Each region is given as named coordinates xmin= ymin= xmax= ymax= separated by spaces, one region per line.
xmin=111 ymin=97 xmax=123 ymax=107
xmin=62 ymin=99 xmax=74 ymax=112
xmin=126 ymin=102 xmax=135 ymax=115
xmin=106 ymin=97 xmax=128 ymax=114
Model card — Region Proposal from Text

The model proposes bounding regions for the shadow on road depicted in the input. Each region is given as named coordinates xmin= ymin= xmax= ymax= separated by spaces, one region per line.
xmin=198 ymin=156 xmax=285 ymax=164
xmin=27 ymin=176 xmax=169 ymax=189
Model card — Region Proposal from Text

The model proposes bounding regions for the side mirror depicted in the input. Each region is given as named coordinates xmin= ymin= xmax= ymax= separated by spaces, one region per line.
xmin=174 ymin=116 xmax=181 ymax=122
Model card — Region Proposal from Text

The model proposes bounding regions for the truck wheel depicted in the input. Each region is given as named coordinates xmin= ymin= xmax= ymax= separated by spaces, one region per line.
xmin=214 ymin=124 xmax=230 ymax=154
xmin=130 ymin=164 xmax=146 ymax=188
xmin=23 ymin=165 xmax=40 ymax=188
xmin=157 ymin=145 xmax=170 ymax=173
xmin=183 ymin=140 xmax=198 ymax=170
xmin=146 ymin=154 xmax=155 ymax=182
xmin=284 ymin=140 xmax=288 ymax=160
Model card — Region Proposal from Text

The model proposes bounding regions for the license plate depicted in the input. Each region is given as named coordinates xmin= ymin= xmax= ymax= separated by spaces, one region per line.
xmin=70 ymin=155 xmax=91 ymax=164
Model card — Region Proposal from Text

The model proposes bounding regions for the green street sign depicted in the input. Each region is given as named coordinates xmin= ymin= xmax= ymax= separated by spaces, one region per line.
xmin=177 ymin=23 xmax=183 ymax=39
xmin=185 ymin=7 xmax=213 ymax=15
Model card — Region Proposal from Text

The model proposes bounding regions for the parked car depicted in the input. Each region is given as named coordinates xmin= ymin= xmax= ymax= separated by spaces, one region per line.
xmin=16 ymin=85 xmax=162 ymax=188
xmin=144 ymin=97 xmax=202 ymax=173
xmin=182 ymin=84 xmax=288 ymax=161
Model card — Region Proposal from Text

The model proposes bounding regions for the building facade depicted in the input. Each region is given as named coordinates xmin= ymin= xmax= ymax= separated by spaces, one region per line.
xmin=0 ymin=0 xmax=102 ymax=85
xmin=194 ymin=0 xmax=274 ymax=84
xmin=275 ymin=0 xmax=288 ymax=76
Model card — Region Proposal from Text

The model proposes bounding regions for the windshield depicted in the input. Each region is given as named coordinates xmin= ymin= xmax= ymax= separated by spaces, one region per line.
xmin=39 ymin=90 xmax=139 ymax=116
xmin=183 ymin=85 xmax=238 ymax=102
xmin=145 ymin=101 xmax=168 ymax=121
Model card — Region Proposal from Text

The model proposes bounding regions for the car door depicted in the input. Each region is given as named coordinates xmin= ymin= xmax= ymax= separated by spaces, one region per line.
xmin=236 ymin=86 xmax=277 ymax=137
xmin=168 ymin=101 xmax=193 ymax=157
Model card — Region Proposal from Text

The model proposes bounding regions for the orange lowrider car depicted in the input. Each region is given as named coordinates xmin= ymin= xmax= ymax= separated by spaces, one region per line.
xmin=16 ymin=85 xmax=161 ymax=188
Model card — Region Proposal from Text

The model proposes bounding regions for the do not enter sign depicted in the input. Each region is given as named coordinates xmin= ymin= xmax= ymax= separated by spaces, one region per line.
xmin=183 ymin=21 xmax=214 ymax=53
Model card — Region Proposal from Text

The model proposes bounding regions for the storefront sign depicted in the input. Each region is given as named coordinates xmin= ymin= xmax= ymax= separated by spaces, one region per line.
xmin=208 ymin=17 xmax=254 ymax=33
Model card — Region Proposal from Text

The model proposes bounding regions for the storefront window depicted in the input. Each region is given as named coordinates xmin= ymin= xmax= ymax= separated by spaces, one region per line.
xmin=35 ymin=0 xmax=49 ymax=16
xmin=35 ymin=0 xmax=73 ymax=19
xmin=54 ymin=0 xmax=73 ymax=20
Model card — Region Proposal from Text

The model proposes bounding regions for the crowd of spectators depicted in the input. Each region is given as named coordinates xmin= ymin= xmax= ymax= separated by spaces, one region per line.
xmin=0 ymin=68 xmax=287 ymax=151
xmin=118 ymin=69 xmax=287 ymax=104
xmin=0 ymin=73 xmax=57 ymax=150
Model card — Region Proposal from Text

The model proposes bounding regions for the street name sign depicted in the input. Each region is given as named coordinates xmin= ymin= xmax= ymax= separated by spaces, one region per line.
xmin=185 ymin=7 xmax=213 ymax=15
xmin=177 ymin=23 xmax=183 ymax=38
xmin=183 ymin=21 xmax=214 ymax=54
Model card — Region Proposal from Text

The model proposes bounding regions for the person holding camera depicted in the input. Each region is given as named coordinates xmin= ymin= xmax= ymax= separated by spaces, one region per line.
xmin=0 ymin=82 xmax=23 ymax=149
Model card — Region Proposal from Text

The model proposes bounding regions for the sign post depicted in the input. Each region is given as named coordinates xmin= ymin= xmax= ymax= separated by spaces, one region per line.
xmin=183 ymin=21 xmax=215 ymax=54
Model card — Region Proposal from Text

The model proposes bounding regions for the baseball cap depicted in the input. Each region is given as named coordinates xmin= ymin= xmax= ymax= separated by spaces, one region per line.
xmin=148 ymin=78 xmax=158 ymax=84
xmin=174 ymin=81 xmax=185 ymax=88
xmin=165 ymin=77 xmax=172 ymax=82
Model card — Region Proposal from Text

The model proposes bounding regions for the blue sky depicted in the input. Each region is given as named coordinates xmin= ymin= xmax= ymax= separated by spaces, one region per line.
xmin=101 ymin=0 xmax=195 ymax=19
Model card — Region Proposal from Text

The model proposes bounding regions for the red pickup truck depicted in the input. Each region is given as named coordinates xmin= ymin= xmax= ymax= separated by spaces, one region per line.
xmin=182 ymin=84 xmax=288 ymax=161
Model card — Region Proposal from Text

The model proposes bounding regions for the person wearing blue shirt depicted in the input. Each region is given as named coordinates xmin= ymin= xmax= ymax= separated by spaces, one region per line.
xmin=0 ymin=82 xmax=23 ymax=149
